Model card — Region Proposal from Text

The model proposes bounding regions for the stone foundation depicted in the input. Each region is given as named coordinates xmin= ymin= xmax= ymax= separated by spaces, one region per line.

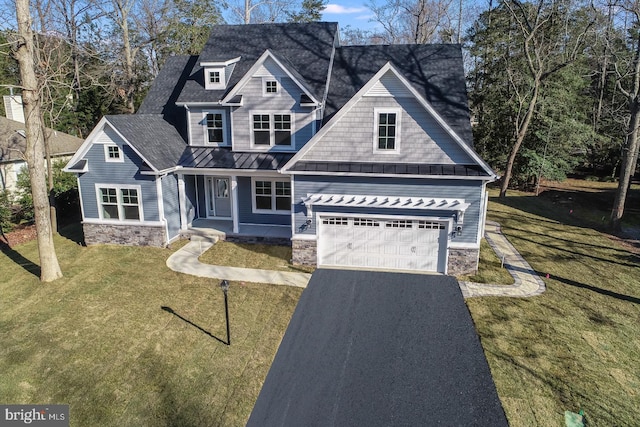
xmin=291 ymin=239 xmax=317 ymax=266
xmin=447 ymin=248 xmax=480 ymax=276
xmin=223 ymin=235 xmax=291 ymax=246
xmin=83 ymin=222 xmax=165 ymax=247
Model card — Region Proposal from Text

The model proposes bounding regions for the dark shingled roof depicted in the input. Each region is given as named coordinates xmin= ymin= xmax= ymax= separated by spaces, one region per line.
xmin=288 ymin=161 xmax=490 ymax=177
xmin=105 ymin=115 xmax=186 ymax=171
xmin=325 ymin=44 xmax=474 ymax=145
xmin=176 ymin=22 xmax=338 ymax=104
xmin=248 ymin=270 xmax=508 ymax=426
xmin=178 ymin=146 xmax=293 ymax=170
xmin=137 ymin=55 xmax=196 ymax=141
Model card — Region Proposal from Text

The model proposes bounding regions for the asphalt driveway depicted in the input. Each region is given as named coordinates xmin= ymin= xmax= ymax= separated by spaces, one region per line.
xmin=248 ymin=269 xmax=507 ymax=427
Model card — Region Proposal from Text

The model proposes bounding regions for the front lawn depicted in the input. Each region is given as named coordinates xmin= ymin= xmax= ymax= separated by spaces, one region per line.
xmin=467 ymin=186 xmax=640 ymax=426
xmin=199 ymin=240 xmax=315 ymax=273
xmin=0 ymin=227 xmax=302 ymax=427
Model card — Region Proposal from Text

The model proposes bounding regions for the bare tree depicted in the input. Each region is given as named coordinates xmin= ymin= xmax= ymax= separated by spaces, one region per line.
xmin=367 ymin=0 xmax=454 ymax=44
xmin=498 ymin=0 xmax=593 ymax=197
xmin=227 ymin=0 xmax=299 ymax=23
xmin=610 ymin=2 xmax=640 ymax=231
xmin=12 ymin=0 xmax=63 ymax=282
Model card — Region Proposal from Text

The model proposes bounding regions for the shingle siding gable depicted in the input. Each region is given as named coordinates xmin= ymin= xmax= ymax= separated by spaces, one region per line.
xmin=301 ymin=96 xmax=475 ymax=164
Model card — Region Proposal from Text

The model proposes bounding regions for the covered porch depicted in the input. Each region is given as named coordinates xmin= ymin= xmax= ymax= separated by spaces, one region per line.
xmin=182 ymin=218 xmax=291 ymax=244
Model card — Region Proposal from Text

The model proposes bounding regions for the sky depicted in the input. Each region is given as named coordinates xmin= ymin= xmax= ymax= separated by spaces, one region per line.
xmin=320 ymin=1 xmax=381 ymax=32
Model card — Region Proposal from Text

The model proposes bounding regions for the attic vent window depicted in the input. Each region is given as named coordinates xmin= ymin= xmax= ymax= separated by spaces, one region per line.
xmin=263 ymin=79 xmax=279 ymax=95
xmin=209 ymin=71 xmax=221 ymax=84
xmin=105 ymin=144 xmax=124 ymax=162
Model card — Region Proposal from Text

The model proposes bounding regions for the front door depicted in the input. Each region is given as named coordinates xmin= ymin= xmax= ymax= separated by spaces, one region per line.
xmin=206 ymin=176 xmax=231 ymax=218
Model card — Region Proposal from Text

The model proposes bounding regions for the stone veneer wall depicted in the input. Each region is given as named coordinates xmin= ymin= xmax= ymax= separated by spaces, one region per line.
xmin=83 ymin=223 xmax=165 ymax=247
xmin=292 ymin=239 xmax=317 ymax=266
xmin=447 ymin=248 xmax=480 ymax=276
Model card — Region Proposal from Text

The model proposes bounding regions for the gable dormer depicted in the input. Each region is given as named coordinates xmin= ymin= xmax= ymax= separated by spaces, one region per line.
xmin=201 ymin=57 xmax=240 ymax=90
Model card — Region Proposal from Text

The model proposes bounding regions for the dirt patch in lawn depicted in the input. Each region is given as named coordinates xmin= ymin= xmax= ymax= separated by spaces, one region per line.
xmin=0 ymin=224 xmax=37 ymax=250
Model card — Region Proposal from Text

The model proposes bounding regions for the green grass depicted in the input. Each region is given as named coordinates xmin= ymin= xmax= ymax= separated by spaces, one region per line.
xmin=458 ymin=239 xmax=514 ymax=285
xmin=466 ymin=189 xmax=640 ymax=426
xmin=199 ymin=241 xmax=315 ymax=273
xmin=0 ymin=226 xmax=303 ymax=427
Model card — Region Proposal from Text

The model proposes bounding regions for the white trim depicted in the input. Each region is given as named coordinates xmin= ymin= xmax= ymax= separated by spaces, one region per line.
xmin=231 ymin=175 xmax=239 ymax=233
xmin=250 ymin=111 xmax=295 ymax=149
xmin=94 ymin=183 xmax=144 ymax=222
xmin=291 ymin=233 xmax=317 ymax=240
xmin=65 ymin=116 xmax=159 ymax=171
xmin=77 ymin=176 xmax=85 ymax=221
xmin=281 ymin=62 xmax=497 ymax=180
xmin=251 ymin=177 xmax=292 ymax=215
xmin=449 ymin=242 xmax=481 ymax=249
xmin=201 ymin=110 xmax=229 ymax=146
xmin=317 ymin=212 xmax=453 ymax=223
xmin=178 ymin=173 xmax=187 ymax=231
xmin=222 ymin=50 xmax=319 ymax=106
xmin=156 ymin=176 xmax=169 ymax=244
xmin=104 ymin=144 xmax=124 ymax=163
xmin=373 ymin=107 xmax=401 ymax=154
xmin=290 ymin=178 xmax=296 ymax=237
xmin=200 ymin=57 xmax=241 ymax=67
xmin=303 ymin=194 xmax=470 ymax=212
xmin=186 ymin=106 xmax=193 ymax=146
xmin=205 ymin=68 xmax=226 ymax=90
xmin=82 ymin=218 xmax=163 ymax=226
xmin=262 ymin=77 xmax=280 ymax=96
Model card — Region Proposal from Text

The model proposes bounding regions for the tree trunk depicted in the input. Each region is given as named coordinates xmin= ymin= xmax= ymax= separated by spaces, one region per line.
xmin=44 ymin=128 xmax=57 ymax=233
xmin=14 ymin=0 xmax=63 ymax=282
xmin=610 ymin=100 xmax=640 ymax=231
xmin=500 ymin=79 xmax=540 ymax=197
xmin=121 ymin=14 xmax=136 ymax=113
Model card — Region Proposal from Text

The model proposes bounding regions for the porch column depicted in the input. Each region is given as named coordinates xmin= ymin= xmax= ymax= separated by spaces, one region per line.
xmin=231 ymin=175 xmax=239 ymax=233
xmin=177 ymin=173 xmax=188 ymax=231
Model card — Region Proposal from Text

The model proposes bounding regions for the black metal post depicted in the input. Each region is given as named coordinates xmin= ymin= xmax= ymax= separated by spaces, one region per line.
xmin=223 ymin=289 xmax=230 ymax=345
xmin=220 ymin=280 xmax=230 ymax=346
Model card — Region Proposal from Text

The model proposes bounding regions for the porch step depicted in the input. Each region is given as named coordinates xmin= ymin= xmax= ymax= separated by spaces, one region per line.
xmin=180 ymin=230 xmax=221 ymax=244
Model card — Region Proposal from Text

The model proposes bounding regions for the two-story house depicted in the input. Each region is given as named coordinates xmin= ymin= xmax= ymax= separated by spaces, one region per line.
xmin=65 ymin=22 xmax=497 ymax=275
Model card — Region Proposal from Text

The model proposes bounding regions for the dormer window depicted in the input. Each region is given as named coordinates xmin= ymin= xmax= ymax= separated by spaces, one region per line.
xmin=205 ymin=68 xmax=226 ymax=90
xmin=263 ymin=78 xmax=279 ymax=96
xmin=209 ymin=71 xmax=221 ymax=84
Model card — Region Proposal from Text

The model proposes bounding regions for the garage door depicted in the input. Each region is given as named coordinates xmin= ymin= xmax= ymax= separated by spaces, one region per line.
xmin=318 ymin=216 xmax=448 ymax=273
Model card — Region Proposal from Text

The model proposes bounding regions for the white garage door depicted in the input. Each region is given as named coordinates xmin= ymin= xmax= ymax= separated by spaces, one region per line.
xmin=318 ymin=216 xmax=449 ymax=273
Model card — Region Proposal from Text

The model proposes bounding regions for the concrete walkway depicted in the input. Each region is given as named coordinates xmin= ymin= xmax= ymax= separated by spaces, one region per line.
xmin=459 ymin=221 xmax=546 ymax=298
xmin=167 ymin=221 xmax=546 ymax=298
xmin=166 ymin=237 xmax=311 ymax=288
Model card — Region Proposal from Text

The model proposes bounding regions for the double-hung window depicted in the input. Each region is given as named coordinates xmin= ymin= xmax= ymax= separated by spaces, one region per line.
xmin=205 ymin=112 xmax=225 ymax=144
xmin=97 ymin=185 xmax=143 ymax=221
xmin=252 ymin=179 xmax=291 ymax=213
xmin=374 ymin=108 xmax=401 ymax=152
xmin=252 ymin=113 xmax=293 ymax=148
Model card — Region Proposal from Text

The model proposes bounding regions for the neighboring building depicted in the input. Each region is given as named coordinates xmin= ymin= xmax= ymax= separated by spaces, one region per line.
xmin=64 ymin=23 xmax=498 ymax=275
xmin=0 ymin=113 xmax=83 ymax=193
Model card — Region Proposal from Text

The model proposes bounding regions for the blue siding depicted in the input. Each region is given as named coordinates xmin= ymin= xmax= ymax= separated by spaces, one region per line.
xmin=184 ymin=175 xmax=197 ymax=222
xmin=162 ymin=174 xmax=181 ymax=239
xmin=79 ymin=131 xmax=159 ymax=221
xmin=238 ymin=176 xmax=291 ymax=225
xmin=196 ymin=175 xmax=206 ymax=218
xmin=293 ymin=175 xmax=482 ymax=245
